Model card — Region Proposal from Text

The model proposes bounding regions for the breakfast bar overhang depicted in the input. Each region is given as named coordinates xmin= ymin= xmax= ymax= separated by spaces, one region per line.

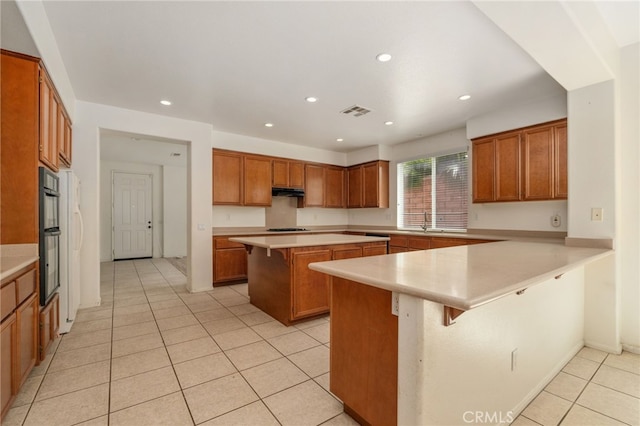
xmin=309 ymin=240 xmax=612 ymax=425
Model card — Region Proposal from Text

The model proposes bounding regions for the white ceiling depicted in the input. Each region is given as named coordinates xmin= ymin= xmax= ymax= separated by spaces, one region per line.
xmin=35 ymin=1 xmax=638 ymax=153
xmin=100 ymin=130 xmax=187 ymax=167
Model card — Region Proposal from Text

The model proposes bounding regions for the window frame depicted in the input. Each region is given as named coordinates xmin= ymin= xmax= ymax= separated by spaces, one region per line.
xmin=396 ymin=148 xmax=469 ymax=232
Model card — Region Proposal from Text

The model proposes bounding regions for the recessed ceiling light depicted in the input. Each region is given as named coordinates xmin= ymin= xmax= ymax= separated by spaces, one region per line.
xmin=376 ymin=53 xmax=392 ymax=62
xmin=458 ymin=94 xmax=471 ymax=101
xmin=305 ymin=97 xmax=318 ymax=103
xmin=160 ymin=99 xmax=172 ymax=106
xmin=336 ymin=138 xmax=344 ymax=142
xmin=264 ymin=123 xmax=274 ymax=128
xmin=385 ymin=121 xmax=394 ymax=126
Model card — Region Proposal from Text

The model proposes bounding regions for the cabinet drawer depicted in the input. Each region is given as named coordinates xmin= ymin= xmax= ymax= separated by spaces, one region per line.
xmin=1 ymin=282 xmax=16 ymax=321
xmin=408 ymin=237 xmax=430 ymax=250
xmin=214 ymin=238 xmax=246 ymax=249
xmin=16 ymin=269 xmax=36 ymax=306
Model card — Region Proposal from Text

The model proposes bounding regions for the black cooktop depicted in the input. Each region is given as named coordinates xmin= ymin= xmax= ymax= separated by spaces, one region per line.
xmin=267 ymin=228 xmax=309 ymax=232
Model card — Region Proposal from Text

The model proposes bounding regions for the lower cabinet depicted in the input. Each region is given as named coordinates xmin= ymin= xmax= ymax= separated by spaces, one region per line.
xmin=17 ymin=293 xmax=38 ymax=388
xmin=390 ymin=234 xmax=494 ymax=252
xmin=39 ymin=293 xmax=59 ymax=362
xmin=330 ymin=277 xmax=398 ymax=425
xmin=1 ymin=262 xmax=40 ymax=421
xmin=247 ymin=241 xmax=388 ymax=325
xmin=212 ymin=237 xmax=248 ymax=286
xmin=1 ymin=314 xmax=16 ymax=419
xmin=291 ymin=249 xmax=332 ymax=320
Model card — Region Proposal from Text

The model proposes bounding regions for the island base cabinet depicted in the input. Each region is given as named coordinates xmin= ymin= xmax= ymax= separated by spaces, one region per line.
xmin=330 ymin=277 xmax=398 ymax=426
xmin=291 ymin=250 xmax=331 ymax=320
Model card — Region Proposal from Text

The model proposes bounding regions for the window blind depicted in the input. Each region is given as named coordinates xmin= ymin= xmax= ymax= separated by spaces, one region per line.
xmin=397 ymin=151 xmax=468 ymax=230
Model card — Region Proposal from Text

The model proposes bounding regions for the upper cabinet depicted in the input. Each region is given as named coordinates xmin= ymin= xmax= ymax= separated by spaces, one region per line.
xmin=303 ymin=164 xmax=325 ymax=207
xmin=213 ymin=150 xmax=243 ymax=205
xmin=347 ymin=161 xmax=389 ymax=208
xmin=38 ymin=64 xmax=73 ymax=171
xmin=325 ymin=166 xmax=346 ymax=208
xmin=272 ymin=159 xmax=304 ymax=189
xmin=212 ymin=149 xmax=390 ymax=209
xmin=212 ymin=150 xmax=272 ymax=206
xmin=243 ymin=155 xmax=272 ymax=206
xmin=472 ymin=119 xmax=567 ymax=203
xmin=1 ymin=50 xmax=72 ymax=244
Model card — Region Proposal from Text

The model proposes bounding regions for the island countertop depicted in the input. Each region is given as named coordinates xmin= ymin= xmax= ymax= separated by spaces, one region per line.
xmin=308 ymin=240 xmax=612 ymax=311
xmin=229 ymin=233 xmax=390 ymax=249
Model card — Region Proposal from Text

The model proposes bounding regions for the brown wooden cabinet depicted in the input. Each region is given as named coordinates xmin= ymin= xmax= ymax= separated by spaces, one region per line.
xmin=304 ymin=164 xmax=325 ymax=207
xmin=58 ymin=109 xmax=73 ymax=167
xmin=213 ymin=150 xmax=243 ymax=205
xmin=390 ymin=233 xmax=493 ymax=252
xmin=330 ymin=277 xmax=398 ymax=426
xmin=472 ymin=119 xmax=567 ymax=203
xmin=212 ymin=237 xmax=248 ymax=285
xmin=291 ymin=249 xmax=332 ymax=320
xmin=1 ymin=262 xmax=39 ymax=421
xmin=1 ymin=314 xmax=16 ymax=419
xmin=522 ymin=122 xmax=567 ymax=200
xmin=347 ymin=161 xmax=390 ymax=208
xmin=325 ymin=166 xmax=346 ymax=208
xmin=273 ymin=159 xmax=304 ymax=189
xmin=243 ymin=155 xmax=272 ymax=206
xmin=247 ymin=240 xmax=389 ymax=325
xmin=39 ymin=293 xmax=59 ymax=362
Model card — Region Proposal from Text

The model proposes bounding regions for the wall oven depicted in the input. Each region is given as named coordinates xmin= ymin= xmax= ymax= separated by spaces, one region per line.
xmin=39 ymin=167 xmax=60 ymax=306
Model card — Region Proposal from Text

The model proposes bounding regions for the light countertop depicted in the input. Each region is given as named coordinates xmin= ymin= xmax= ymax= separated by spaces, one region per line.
xmin=308 ymin=240 xmax=612 ymax=311
xmin=1 ymin=244 xmax=39 ymax=281
xmin=229 ymin=233 xmax=390 ymax=249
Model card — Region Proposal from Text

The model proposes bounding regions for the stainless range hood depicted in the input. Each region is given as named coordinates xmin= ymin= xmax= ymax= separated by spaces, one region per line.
xmin=272 ymin=187 xmax=305 ymax=197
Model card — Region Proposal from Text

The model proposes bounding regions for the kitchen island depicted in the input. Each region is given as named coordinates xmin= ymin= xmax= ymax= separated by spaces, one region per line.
xmin=229 ymin=233 xmax=389 ymax=325
xmin=308 ymin=240 xmax=612 ymax=425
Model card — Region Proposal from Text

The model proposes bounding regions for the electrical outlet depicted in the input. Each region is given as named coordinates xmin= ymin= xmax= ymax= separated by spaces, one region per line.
xmin=551 ymin=214 xmax=561 ymax=227
xmin=591 ymin=208 xmax=603 ymax=222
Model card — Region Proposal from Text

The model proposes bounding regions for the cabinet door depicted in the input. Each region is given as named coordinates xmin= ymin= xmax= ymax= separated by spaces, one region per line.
xmin=244 ymin=156 xmax=272 ymax=206
xmin=1 ymin=314 xmax=16 ymax=419
xmin=289 ymin=161 xmax=305 ymax=189
xmin=272 ymin=159 xmax=289 ymax=187
xmin=212 ymin=150 xmax=243 ymax=205
xmin=58 ymin=111 xmax=72 ymax=167
xmin=304 ymin=165 xmax=325 ymax=207
xmin=39 ymin=69 xmax=59 ymax=172
xmin=325 ymin=167 xmax=345 ymax=208
xmin=495 ymin=133 xmax=521 ymax=201
xmin=347 ymin=166 xmax=362 ymax=208
xmin=64 ymin=120 xmax=73 ymax=166
xmin=16 ymin=293 xmax=37 ymax=388
xmin=472 ymin=139 xmax=495 ymax=203
xmin=214 ymin=248 xmax=248 ymax=283
xmin=291 ymin=249 xmax=331 ymax=319
xmin=363 ymin=161 xmax=388 ymax=208
xmin=408 ymin=236 xmax=430 ymax=250
xmin=522 ymin=125 xmax=554 ymax=200
xmin=39 ymin=299 xmax=52 ymax=361
xmin=554 ymin=123 xmax=568 ymax=199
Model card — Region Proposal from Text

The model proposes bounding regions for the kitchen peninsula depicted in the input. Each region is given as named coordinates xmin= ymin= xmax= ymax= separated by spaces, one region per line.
xmin=308 ymin=240 xmax=612 ymax=425
xmin=229 ymin=233 xmax=389 ymax=325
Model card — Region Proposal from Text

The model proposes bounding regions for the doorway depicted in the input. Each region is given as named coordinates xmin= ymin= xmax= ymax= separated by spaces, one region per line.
xmin=112 ymin=172 xmax=153 ymax=259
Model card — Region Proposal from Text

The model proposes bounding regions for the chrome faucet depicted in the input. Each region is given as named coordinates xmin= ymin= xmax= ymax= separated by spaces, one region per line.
xmin=421 ymin=211 xmax=428 ymax=232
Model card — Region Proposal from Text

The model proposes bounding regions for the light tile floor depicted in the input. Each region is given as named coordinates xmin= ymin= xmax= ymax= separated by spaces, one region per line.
xmin=3 ymin=258 xmax=639 ymax=425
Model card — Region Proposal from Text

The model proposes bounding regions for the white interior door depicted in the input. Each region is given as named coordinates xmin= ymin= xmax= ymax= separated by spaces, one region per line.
xmin=113 ymin=172 xmax=153 ymax=259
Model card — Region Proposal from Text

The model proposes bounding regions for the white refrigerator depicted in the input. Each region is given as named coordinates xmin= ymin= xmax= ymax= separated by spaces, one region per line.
xmin=58 ymin=170 xmax=83 ymax=333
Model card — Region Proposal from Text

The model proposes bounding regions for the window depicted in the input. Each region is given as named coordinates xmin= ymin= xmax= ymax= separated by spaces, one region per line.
xmin=397 ymin=151 xmax=468 ymax=231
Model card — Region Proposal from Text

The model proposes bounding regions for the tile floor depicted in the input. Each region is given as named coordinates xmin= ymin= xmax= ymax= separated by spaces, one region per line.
xmin=2 ymin=258 xmax=639 ymax=425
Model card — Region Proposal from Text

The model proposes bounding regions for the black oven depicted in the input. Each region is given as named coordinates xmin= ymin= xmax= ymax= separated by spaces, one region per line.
xmin=39 ymin=167 xmax=60 ymax=306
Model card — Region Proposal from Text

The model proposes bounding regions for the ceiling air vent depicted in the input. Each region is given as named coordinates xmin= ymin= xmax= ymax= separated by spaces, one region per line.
xmin=340 ymin=105 xmax=372 ymax=117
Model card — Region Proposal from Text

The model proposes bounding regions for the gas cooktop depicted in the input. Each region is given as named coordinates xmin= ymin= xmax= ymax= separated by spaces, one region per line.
xmin=267 ymin=228 xmax=309 ymax=232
